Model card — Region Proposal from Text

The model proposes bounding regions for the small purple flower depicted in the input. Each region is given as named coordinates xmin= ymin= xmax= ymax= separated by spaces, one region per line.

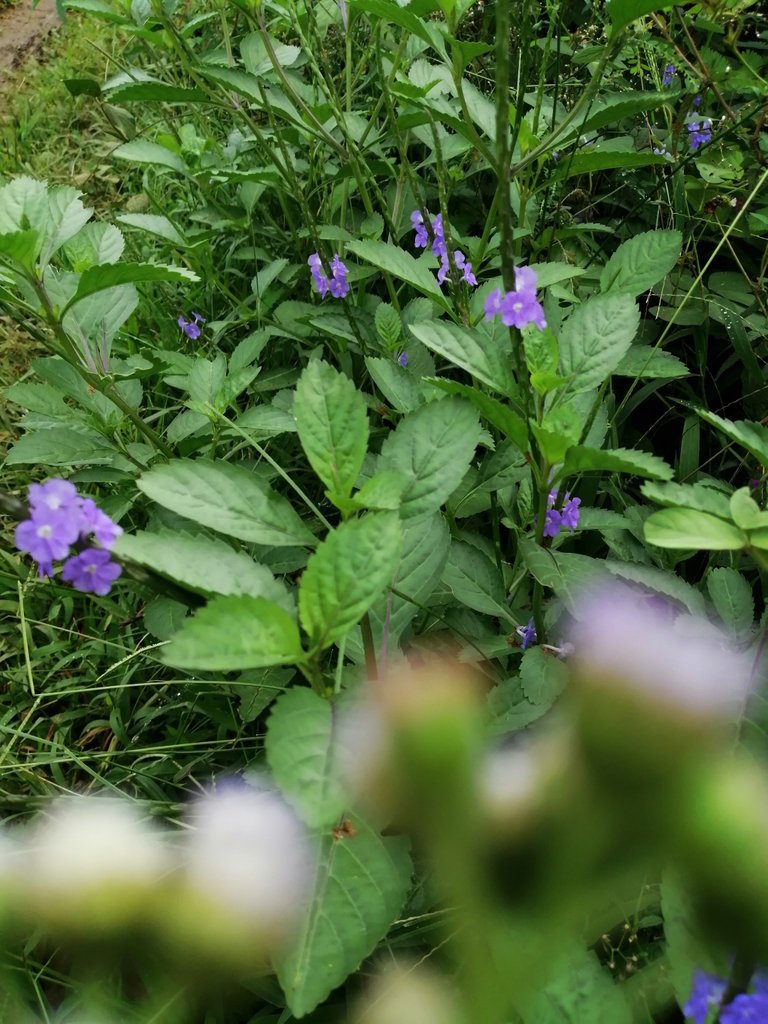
xmin=560 ymin=495 xmax=581 ymax=531
xmin=684 ymin=971 xmax=727 ymax=1024
xmin=411 ymin=210 xmax=475 ymax=287
xmin=396 ymin=351 xmax=409 ymax=367
xmin=654 ymin=146 xmax=668 ymax=156
xmin=411 ymin=210 xmax=429 ymax=249
xmin=430 ymin=213 xmax=446 ymax=260
xmin=543 ymin=509 xmax=562 ymax=539
xmin=29 ymin=479 xmax=78 ymax=514
xmin=517 ymin=618 xmax=537 ymax=650
xmin=308 ymin=253 xmax=330 ymax=298
xmin=62 ymin=548 xmax=122 ymax=597
xmin=688 ymin=120 xmax=711 ymax=151
xmin=15 ymin=510 xmax=80 ymax=572
xmin=693 ymin=93 xmax=702 ymax=107
xmin=309 ymin=252 xmax=348 ymax=299
xmin=80 ymin=498 xmax=123 ymax=550
xmin=750 ymin=478 xmax=761 ymax=490
xmin=484 ymin=288 xmax=503 ymax=318
xmin=178 ymin=312 xmax=205 ymax=340
xmin=662 ymin=63 xmax=676 ymax=86
xmin=552 ymin=151 xmax=560 ymax=161
xmin=542 ymin=490 xmax=580 ymax=540
xmin=484 ymin=267 xmax=546 ymax=331
xmin=721 ymin=993 xmax=768 ymax=1023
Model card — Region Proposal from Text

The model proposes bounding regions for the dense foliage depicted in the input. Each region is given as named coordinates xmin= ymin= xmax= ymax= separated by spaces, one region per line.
xmin=1 ymin=0 xmax=768 ymax=1020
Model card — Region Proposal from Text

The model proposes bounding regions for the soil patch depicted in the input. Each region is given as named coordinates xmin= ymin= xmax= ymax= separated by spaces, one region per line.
xmin=0 ymin=0 xmax=63 ymax=79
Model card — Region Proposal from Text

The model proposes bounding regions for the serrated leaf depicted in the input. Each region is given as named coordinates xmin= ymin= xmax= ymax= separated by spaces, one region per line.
xmin=729 ymin=487 xmax=767 ymax=530
xmin=113 ymin=529 xmax=291 ymax=610
xmin=366 ymin=356 xmax=424 ymax=414
xmin=137 ymin=459 xmax=316 ymax=547
xmin=63 ymin=222 xmax=125 ymax=270
xmin=606 ymin=0 xmax=676 ymax=31
xmin=108 ymin=82 xmax=207 ymax=103
xmin=409 ymin=319 xmax=516 ymax=395
xmin=521 ymin=947 xmax=632 ymax=1024
xmin=644 ymin=508 xmax=746 ymax=550
xmin=520 ymin=539 xmax=610 ymax=611
xmin=695 ymin=409 xmax=768 ymax=466
xmin=555 ymin=151 xmax=669 ymax=177
xmin=276 ymin=815 xmax=411 ymax=1017
xmin=346 ymin=239 xmax=448 ymax=305
xmin=614 ymin=345 xmax=689 ymax=379
xmin=161 ymin=596 xmax=304 ymax=671
xmin=520 ymin=648 xmax=568 ymax=707
xmin=6 ymin=429 xmax=119 ymax=467
xmin=561 ymin=445 xmax=673 ymax=480
xmin=295 ymin=361 xmax=368 ymax=502
xmin=116 ymin=213 xmax=186 ymax=246
xmin=266 ymin=688 xmax=347 ymax=829
xmin=62 ymin=262 xmax=198 ymax=313
xmin=441 ymin=539 xmax=514 ymax=621
xmin=706 ymin=568 xmax=754 ymax=638
xmin=606 ymin=560 xmax=706 ymax=615
xmin=641 ymin=480 xmax=732 ymax=520
xmin=374 ymin=302 xmax=401 ymax=347
xmin=427 ymin=379 xmax=529 ymax=454
xmin=558 ymin=293 xmax=639 ymax=394
xmin=299 ymin=513 xmax=402 ymax=652
xmin=600 ymin=229 xmax=682 ymax=295
xmin=111 ymin=139 xmax=187 ymax=172
xmin=379 ymin=397 xmax=482 ymax=519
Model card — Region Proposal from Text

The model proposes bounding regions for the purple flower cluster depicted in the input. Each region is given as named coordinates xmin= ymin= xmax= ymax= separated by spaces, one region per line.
xmin=395 ymin=351 xmax=408 ymax=367
xmin=410 ymin=210 xmax=477 ymax=288
xmin=518 ymin=618 xmax=537 ymax=650
xmin=685 ymin=970 xmax=768 ymax=1024
xmin=484 ymin=267 xmax=547 ymax=331
xmin=688 ymin=120 xmax=711 ymax=151
xmin=178 ymin=312 xmax=205 ymax=340
xmin=662 ymin=63 xmax=676 ymax=86
xmin=543 ymin=489 xmax=581 ymax=539
xmin=308 ymin=253 xmax=350 ymax=299
xmin=15 ymin=479 xmax=122 ymax=596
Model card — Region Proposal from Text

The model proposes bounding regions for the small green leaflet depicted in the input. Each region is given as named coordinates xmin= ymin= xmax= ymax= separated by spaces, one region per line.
xmin=520 ymin=648 xmax=568 ymax=707
xmin=644 ymin=508 xmax=746 ymax=550
xmin=265 ymin=688 xmax=347 ymax=829
xmin=441 ymin=539 xmax=514 ymax=622
xmin=295 ymin=361 xmax=369 ymax=503
xmin=161 ymin=596 xmax=304 ymax=671
xmin=706 ymin=568 xmax=754 ymax=639
xmin=298 ymin=513 xmax=402 ymax=652
xmin=276 ymin=814 xmax=412 ymax=1018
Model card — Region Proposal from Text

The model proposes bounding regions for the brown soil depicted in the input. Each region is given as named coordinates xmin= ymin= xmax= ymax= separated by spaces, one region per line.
xmin=0 ymin=0 xmax=63 ymax=79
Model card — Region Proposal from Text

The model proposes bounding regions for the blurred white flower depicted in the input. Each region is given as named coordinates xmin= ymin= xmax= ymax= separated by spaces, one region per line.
xmin=182 ymin=778 xmax=310 ymax=938
xmin=566 ymin=583 xmax=753 ymax=720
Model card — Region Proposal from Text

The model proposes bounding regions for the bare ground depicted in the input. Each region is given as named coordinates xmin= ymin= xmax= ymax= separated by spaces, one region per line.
xmin=0 ymin=0 xmax=63 ymax=79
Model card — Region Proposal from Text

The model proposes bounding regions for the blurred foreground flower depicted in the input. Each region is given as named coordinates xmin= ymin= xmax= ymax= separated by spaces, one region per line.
xmin=352 ymin=962 xmax=465 ymax=1024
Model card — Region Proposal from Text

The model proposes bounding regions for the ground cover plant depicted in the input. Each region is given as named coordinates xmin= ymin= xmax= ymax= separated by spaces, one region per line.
xmin=1 ymin=0 xmax=768 ymax=1020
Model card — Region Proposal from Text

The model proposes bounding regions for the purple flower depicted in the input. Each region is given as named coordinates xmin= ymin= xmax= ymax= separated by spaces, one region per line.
xmin=396 ymin=351 xmax=409 ymax=367
xmin=552 ymin=151 xmax=560 ymax=161
xmin=430 ymin=213 xmax=446 ymax=259
xmin=721 ymin=993 xmax=768 ymax=1023
xmin=15 ymin=510 xmax=80 ymax=574
xmin=178 ymin=312 xmax=205 ymax=340
xmin=62 ymin=548 xmax=122 ymax=597
xmin=517 ymin=618 xmax=537 ymax=650
xmin=693 ymin=93 xmax=702 ymax=108
xmin=309 ymin=252 xmax=348 ymax=299
xmin=484 ymin=267 xmax=546 ymax=331
xmin=560 ymin=495 xmax=581 ymax=531
xmin=543 ymin=509 xmax=562 ymax=539
xmin=411 ymin=210 xmax=475 ymax=287
xmin=411 ymin=210 xmax=429 ymax=249
xmin=688 ymin=120 xmax=711 ymax=151
xmin=662 ymin=63 xmax=676 ymax=86
xmin=684 ymin=971 xmax=727 ymax=1024
xmin=29 ymin=478 xmax=78 ymax=514
xmin=542 ymin=490 xmax=580 ymax=540
xmin=79 ymin=498 xmax=123 ymax=550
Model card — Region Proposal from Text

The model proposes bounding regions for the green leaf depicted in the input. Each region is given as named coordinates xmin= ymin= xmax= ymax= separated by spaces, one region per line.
xmin=409 ymin=319 xmax=516 ymax=395
xmin=111 ymin=139 xmax=187 ymax=172
xmin=520 ymin=648 xmax=568 ymax=707
xmin=161 ymin=596 xmax=304 ymax=671
xmin=564 ymin=93 xmax=677 ymax=137
xmin=266 ymin=688 xmax=347 ymax=829
xmin=606 ymin=0 xmax=676 ymax=32
xmin=346 ymin=239 xmax=448 ymax=305
xmin=561 ymin=445 xmax=673 ymax=480
xmin=0 ymin=230 xmax=40 ymax=269
xmin=600 ymin=229 xmax=682 ymax=295
xmin=644 ymin=508 xmax=746 ymax=550
xmin=299 ymin=513 xmax=402 ymax=652
xmin=641 ymin=480 xmax=732 ymax=520
xmin=441 ymin=539 xmax=514 ymax=621
xmin=234 ymin=667 xmax=293 ymax=723
xmin=108 ymin=82 xmax=208 ymax=103
xmin=520 ymin=540 xmax=610 ymax=611
xmin=427 ymin=379 xmax=529 ymax=454
xmin=555 ymin=151 xmax=669 ymax=177
xmin=366 ymin=357 xmax=424 ymax=414
xmin=137 ymin=459 xmax=316 ymax=547
xmin=374 ymin=302 xmax=401 ymax=348
xmin=63 ymin=222 xmax=125 ymax=270
xmin=116 ymin=213 xmax=186 ymax=246
xmin=113 ymin=530 xmax=292 ymax=610
xmin=730 ymin=487 xmax=768 ymax=530
xmin=613 ymin=345 xmax=689 ymax=379
xmin=6 ymin=429 xmax=119 ymax=467
xmin=558 ymin=293 xmax=640 ymax=394
xmin=695 ymin=409 xmax=768 ymax=466
xmin=379 ymin=397 xmax=482 ymax=519
xmin=276 ymin=815 xmax=411 ymax=1018
xmin=295 ymin=361 xmax=368 ymax=503
xmin=62 ymin=262 xmax=198 ymax=313
xmin=521 ymin=947 xmax=632 ymax=1024
xmin=706 ymin=567 xmax=754 ymax=638
xmin=606 ymin=560 xmax=705 ymax=616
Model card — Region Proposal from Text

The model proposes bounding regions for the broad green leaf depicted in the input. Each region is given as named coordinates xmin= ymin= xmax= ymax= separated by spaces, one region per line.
xmin=379 ymin=397 xmax=482 ymax=519
xmin=62 ymin=284 xmax=139 ymax=362
xmin=606 ymin=560 xmax=706 ymax=616
xmin=62 ymin=0 xmax=127 ymax=21
xmin=108 ymin=82 xmax=207 ymax=103
xmin=366 ymin=356 xmax=424 ymax=413
xmin=730 ymin=487 xmax=768 ymax=530
xmin=63 ymin=262 xmax=198 ymax=313
xmin=0 ymin=230 xmax=40 ymax=269
xmin=137 ymin=459 xmax=317 ymax=547
xmin=600 ymin=229 xmax=682 ymax=295
xmin=555 ymin=151 xmax=668 ymax=177
xmin=644 ymin=508 xmax=746 ymax=550
xmin=696 ymin=409 xmax=768 ymax=466
xmin=113 ymin=530 xmax=292 ymax=610
xmin=607 ymin=0 xmax=676 ymax=32
xmin=234 ymin=667 xmax=293 ymax=723
xmin=346 ymin=240 xmax=447 ymax=305
xmin=161 ymin=596 xmax=304 ymax=671
xmin=427 ymin=379 xmax=528 ymax=454
xmin=349 ymin=0 xmax=435 ymax=46
xmin=299 ymin=513 xmax=402 ymax=652
xmin=614 ymin=345 xmax=689 ymax=379
xmin=111 ymin=139 xmax=187 ymax=172
xmin=641 ymin=480 xmax=732 ymax=520
xmin=520 ymin=540 xmax=610 ymax=611
xmin=520 ymin=648 xmax=568 ymax=707
xmin=521 ymin=947 xmax=632 ymax=1024
xmin=706 ymin=567 xmax=754 ymax=638
xmin=277 ymin=815 xmax=411 ymax=1018
xmin=116 ymin=213 xmax=186 ymax=246
xmin=558 ymin=293 xmax=640 ymax=394
xmin=6 ymin=429 xmax=119 ymax=467
xmin=63 ymin=222 xmax=125 ymax=270
xmin=265 ymin=688 xmax=347 ymax=829
xmin=241 ymin=32 xmax=301 ymax=76
xmin=562 ymin=93 xmax=677 ymax=137
xmin=295 ymin=361 xmax=368 ymax=503
xmin=561 ymin=445 xmax=673 ymax=480
xmin=441 ymin=539 xmax=514 ymax=621
xmin=409 ymin=319 xmax=516 ymax=395
xmin=374 ymin=302 xmax=401 ymax=347
xmin=0 ymin=177 xmax=48 ymax=237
